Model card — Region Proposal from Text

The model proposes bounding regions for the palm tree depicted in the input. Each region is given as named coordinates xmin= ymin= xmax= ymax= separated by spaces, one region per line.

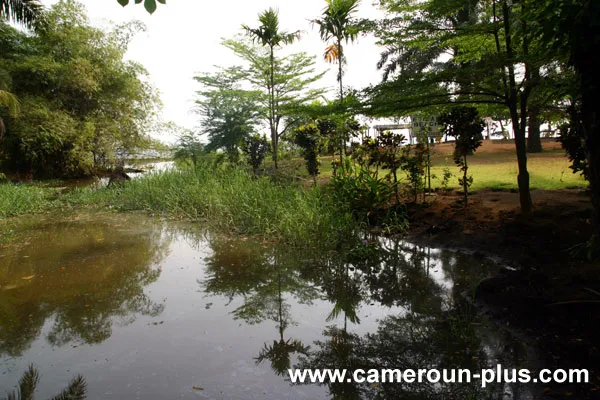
xmin=3 ymin=364 xmax=86 ymax=400
xmin=243 ymin=8 xmax=300 ymax=169
xmin=313 ymin=0 xmax=360 ymax=173
xmin=0 ymin=0 xmax=44 ymax=28
xmin=312 ymin=0 xmax=360 ymax=103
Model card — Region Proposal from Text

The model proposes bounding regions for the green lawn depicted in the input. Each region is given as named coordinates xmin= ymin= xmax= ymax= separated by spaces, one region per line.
xmin=429 ymin=149 xmax=586 ymax=191
xmin=277 ymin=141 xmax=587 ymax=191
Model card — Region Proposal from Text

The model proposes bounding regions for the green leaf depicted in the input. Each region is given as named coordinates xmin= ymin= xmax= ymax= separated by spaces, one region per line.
xmin=117 ymin=0 xmax=129 ymax=6
xmin=144 ymin=0 xmax=157 ymax=14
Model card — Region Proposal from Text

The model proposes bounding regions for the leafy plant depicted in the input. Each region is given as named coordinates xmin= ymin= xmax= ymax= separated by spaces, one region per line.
xmin=173 ymin=130 xmax=204 ymax=168
xmin=440 ymin=166 xmax=453 ymax=192
xmin=440 ymin=107 xmax=484 ymax=206
xmin=294 ymin=123 xmax=322 ymax=184
xmin=243 ymin=134 xmax=269 ymax=174
xmin=330 ymin=167 xmax=394 ymax=220
xmin=401 ymin=142 xmax=427 ymax=203
xmin=116 ymin=0 xmax=164 ymax=14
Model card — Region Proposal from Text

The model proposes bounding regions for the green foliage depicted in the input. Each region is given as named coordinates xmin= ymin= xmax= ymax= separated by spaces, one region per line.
xmin=558 ymin=126 xmax=588 ymax=179
xmin=330 ymin=167 xmax=394 ymax=219
xmin=373 ymin=131 xmax=405 ymax=200
xmin=116 ymin=0 xmax=164 ymax=14
xmin=67 ymin=166 xmax=357 ymax=246
xmin=242 ymin=9 xmax=304 ymax=168
xmin=312 ymin=0 xmax=362 ymax=99
xmin=194 ymin=68 xmax=261 ymax=164
xmin=220 ymin=37 xmax=326 ymax=167
xmin=368 ymin=0 xmax=580 ymax=214
xmin=173 ymin=130 xmax=204 ymax=168
xmin=243 ymin=134 xmax=269 ymax=174
xmin=401 ymin=142 xmax=427 ymax=203
xmin=293 ymin=123 xmax=322 ymax=184
xmin=440 ymin=165 xmax=453 ymax=191
xmin=242 ymin=7 xmax=300 ymax=49
xmin=0 ymin=1 xmax=160 ymax=178
xmin=440 ymin=106 xmax=484 ymax=205
xmin=0 ymin=182 xmax=52 ymax=217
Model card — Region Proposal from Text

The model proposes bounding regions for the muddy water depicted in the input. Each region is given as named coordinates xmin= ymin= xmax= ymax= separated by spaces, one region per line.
xmin=0 ymin=213 xmax=535 ymax=399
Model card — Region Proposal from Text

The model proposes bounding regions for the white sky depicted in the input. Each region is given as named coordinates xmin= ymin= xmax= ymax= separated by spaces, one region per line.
xmin=44 ymin=0 xmax=387 ymax=141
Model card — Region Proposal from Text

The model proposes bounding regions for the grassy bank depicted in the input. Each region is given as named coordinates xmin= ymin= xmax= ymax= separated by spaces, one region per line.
xmin=0 ymin=184 xmax=56 ymax=217
xmin=64 ymin=167 xmax=358 ymax=245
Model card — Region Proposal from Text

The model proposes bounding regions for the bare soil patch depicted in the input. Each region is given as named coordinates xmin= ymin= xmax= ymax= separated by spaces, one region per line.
xmin=406 ymin=188 xmax=600 ymax=398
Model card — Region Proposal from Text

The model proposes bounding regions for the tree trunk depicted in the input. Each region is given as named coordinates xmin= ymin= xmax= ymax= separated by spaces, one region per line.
xmin=463 ymin=154 xmax=468 ymax=206
xmin=512 ymin=109 xmax=533 ymax=214
xmin=269 ymin=45 xmax=278 ymax=169
xmin=337 ymin=38 xmax=345 ymax=174
xmin=578 ymin=0 xmax=600 ymax=250
xmin=527 ymin=107 xmax=542 ymax=153
xmin=504 ymin=2 xmax=532 ymax=215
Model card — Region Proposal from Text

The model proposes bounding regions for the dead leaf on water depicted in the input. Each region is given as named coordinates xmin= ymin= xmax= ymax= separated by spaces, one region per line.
xmin=21 ymin=275 xmax=35 ymax=280
xmin=192 ymin=386 xmax=204 ymax=391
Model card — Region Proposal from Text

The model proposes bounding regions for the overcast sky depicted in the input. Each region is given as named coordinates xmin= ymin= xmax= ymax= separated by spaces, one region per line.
xmin=43 ymin=0 xmax=387 ymax=140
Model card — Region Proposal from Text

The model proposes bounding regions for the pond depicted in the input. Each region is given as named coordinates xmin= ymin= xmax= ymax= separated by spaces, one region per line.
xmin=0 ymin=213 xmax=537 ymax=399
xmin=46 ymin=161 xmax=176 ymax=190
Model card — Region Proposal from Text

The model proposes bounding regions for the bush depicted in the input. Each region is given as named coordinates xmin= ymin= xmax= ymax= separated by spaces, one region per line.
xmin=329 ymin=168 xmax=394 ymax=218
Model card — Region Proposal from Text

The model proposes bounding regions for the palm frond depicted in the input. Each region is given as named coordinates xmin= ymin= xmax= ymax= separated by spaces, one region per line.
xmin=49 ymin=375 xmax=87 ymax=400
xmin=0 ymin=0 xmax=44 ymax=29
xmin=4 ymin=364 xmax=40 ymax=400
xmin=324 ymin=43 xmax=340 ymax=64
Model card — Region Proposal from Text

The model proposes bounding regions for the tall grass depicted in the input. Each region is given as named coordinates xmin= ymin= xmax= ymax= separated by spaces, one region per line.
xmin=66 ymin=167 xmax=358 ymax=245
xmin=0 ymin=184 xmax=54 ymax=217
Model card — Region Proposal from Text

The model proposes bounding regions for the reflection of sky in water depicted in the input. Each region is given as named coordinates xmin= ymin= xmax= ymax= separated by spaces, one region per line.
xmin=0 ymin=213 xmax=525 ymax=399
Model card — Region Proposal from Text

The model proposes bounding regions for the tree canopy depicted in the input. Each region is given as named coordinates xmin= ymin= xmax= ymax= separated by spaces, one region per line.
xmin=0 ymin=0 xmax=160 ymax=177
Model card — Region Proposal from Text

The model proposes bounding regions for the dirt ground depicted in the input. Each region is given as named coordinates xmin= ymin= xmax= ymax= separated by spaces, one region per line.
xmin=406 ymin=188 xmax=600 ymax=398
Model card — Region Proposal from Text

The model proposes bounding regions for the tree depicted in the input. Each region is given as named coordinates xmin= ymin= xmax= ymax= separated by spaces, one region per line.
xmin=221 ymin=37 xmax=325 ymax=167
xmin=294 ymin=123 xmax=322 ymax=185
xmin=531 ymin=0 xmax=600 ymax=255
xmin=312 ymin=0 xmax=361 ymax=103
xmin=243 ymin=8 xmax=301 ymax=169
xmin=368 ymin=0 xmax=565 ymax=215
xmin=174 ymin=129 xmax=204 ymax=168
xmin=440 ymin=107 xmax=484 ymax=206
xmin=194 ymin=68 xmax=261 ymax=163
xmin=0 ymin=0 xmax=160 ymax=178
xmin=242 ymin=134 xmax=269 ymax=174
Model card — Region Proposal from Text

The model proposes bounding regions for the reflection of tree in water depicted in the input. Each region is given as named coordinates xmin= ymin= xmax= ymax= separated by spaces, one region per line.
xmin=296 ymin=238 xmax=524 ymax=400
xmin=203 ymin=238 xmax=313 ymax=375
xmin=254 ymin=285 xmax=310 ymax=376
xmin=0 ymin=217 xmax=170 ymax=356
xmin=2 ymin=364 xmax=86 ymax=400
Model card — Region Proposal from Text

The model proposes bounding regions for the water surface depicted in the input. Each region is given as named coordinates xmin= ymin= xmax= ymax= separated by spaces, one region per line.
xmin=0 ymin=212 xmax=534 ymax=399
